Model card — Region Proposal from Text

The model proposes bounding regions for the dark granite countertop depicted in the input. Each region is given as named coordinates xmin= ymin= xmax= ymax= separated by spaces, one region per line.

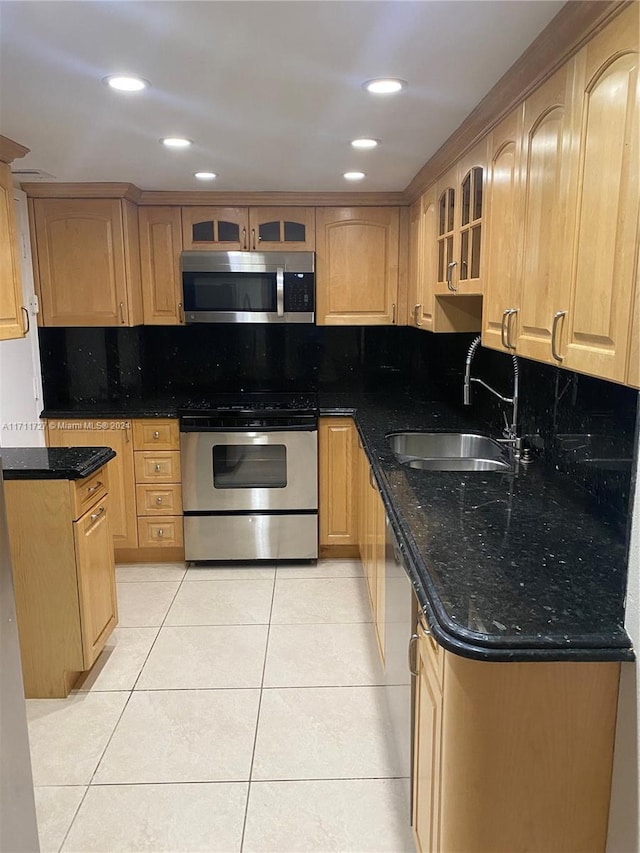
xmin=0 ymin=447 xmax=116 ymax=480
xmin=40 ymin=392 xmax=633 ymax=662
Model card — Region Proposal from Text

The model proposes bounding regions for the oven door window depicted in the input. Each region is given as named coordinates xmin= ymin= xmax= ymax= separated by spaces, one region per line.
xmin=212 ymin=444 xmax=287 ymax=489
xmin=183 ymin=272 xmax=277 ymax=312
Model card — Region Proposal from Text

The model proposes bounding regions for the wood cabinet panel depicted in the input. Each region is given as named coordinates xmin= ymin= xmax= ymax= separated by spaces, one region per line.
xmin=181 ymin=206 xmax=248 ymax=250
xmin=562 ymin=3 xmax=639 ymax=381
xmin=134 ymin=450 xmax=181 ymax=483
xmin=47 ymin=420 xmax=138 ymax=548
xmin=516 ymin=61 xmax=580 ymax=364
xmin=70 ymin=465 xmax=109 ymax=519
xmin=319 ymin=417 xmax=357 ymax=547
xmin=33 ymin=198 xmax=142 ymax=326
xmin=137 ymin=515 xmax=184 ymax=548
xmin=136 ymin=484 xmax=182 ymax=516
xmin=482 ymin=108 xmax=523 ymax=352
xmin=316 ymin=207 xmax=399 ymax=325
xmin=627 ymin=267 xmax=639 ymax=389
xmin=132 ymin=418 xmax=180 ymax=450
xmin=408 ymin=192 xmax=437 ymax=331
xmin=248 ymin=206 xmax=315 ymax=251
xmin=0 ymin=161 xmax=26 ymax=340
xmin=139 ymin=206 xmax=184 ymax=325
xmin=73 ymin=497 xmax=117 ymax=669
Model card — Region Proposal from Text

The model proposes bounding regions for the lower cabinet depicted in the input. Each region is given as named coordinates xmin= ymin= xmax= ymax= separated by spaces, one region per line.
xmin=357 ymin=441 xmax=386 ymax=662
xmin=6 ymin=466 xmax=117 ymax=698
xmin=318 ymin=417 xmax=358 ymax=549
xmin=413 ymin=614 xmax=621 ymax=852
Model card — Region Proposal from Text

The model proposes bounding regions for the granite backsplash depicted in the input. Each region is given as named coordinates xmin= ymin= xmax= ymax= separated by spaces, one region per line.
xmin=39 ymin=324 xmax=638 ymax=527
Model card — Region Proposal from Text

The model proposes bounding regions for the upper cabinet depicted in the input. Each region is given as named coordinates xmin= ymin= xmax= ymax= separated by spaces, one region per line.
xmin=139 ymin=206 xmax=184 ymax=325
xmin=481 ymin=3 xmax=639 ymax=386
xmin=0 ymin=136 xmax=29 ymax=341
xmin=561 ymin=4 xmax=639 ymax=383
xmin=182 ymin=206 xmax=314 ymax=251
xmin=408 ymin=190 xmax=436 ymax=331
xmin=32 ymin=198 xmax=143 ymax=326
xmin=315 ymin=207 xmax=400 ymax=325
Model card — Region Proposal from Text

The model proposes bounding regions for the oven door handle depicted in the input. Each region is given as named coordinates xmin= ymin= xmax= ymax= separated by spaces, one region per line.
xmin=179 ymin=422 xmax=318 ymax=433
xmin=276 ymin=267 xmax=285 ymax=317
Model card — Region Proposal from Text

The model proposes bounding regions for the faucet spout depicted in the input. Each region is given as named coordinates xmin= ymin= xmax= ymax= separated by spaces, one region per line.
xmin=462 ymin=335 xmax=520 ymax=448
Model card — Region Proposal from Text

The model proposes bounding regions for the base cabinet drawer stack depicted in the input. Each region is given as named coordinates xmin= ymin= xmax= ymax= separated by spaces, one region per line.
xmin=133 ymin=419 xmax=184 ymax=552
xmin=5 ymin=465 xmax=117 ymax=698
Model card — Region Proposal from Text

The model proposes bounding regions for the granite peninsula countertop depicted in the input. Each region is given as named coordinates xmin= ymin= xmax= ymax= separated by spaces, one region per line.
xmin=40 ymin=393 xmax=634 ymax=662
xmin=0 ymin=446 xmax=116 ymax=480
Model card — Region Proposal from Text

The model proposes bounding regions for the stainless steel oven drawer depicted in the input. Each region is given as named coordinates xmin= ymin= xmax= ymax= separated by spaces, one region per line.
xmin=184 ymin=514 xmax=318 ymax=561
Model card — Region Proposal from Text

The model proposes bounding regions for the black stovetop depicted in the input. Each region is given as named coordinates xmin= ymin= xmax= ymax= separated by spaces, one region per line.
xmin=178 ymin=391 xmax=318 ymax=415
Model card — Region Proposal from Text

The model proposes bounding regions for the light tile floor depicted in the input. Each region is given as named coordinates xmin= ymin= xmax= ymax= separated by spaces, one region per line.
xmin=29 ymin=559 xmax=414 ymax=853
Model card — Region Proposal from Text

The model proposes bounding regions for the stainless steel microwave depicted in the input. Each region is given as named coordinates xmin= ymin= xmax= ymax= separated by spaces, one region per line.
xmin=181 ymin=251 xmax=315 ymax=324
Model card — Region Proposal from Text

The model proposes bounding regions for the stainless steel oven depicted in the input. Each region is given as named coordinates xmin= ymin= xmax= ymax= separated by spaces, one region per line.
xmin=180 ymin=400 xmax=318 ymax=561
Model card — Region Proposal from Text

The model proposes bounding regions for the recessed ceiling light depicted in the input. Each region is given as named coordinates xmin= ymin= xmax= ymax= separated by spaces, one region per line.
xmin=344 ymin=171 xmax=365 ymax=181
xmin=194 ymin=171 xmax=217 ymax=180
xmin=103 ymin=75 xmax=149 ymax=92
xmin=161 ymin=137 xmax=192 ymax=148
xmin=351 ymin=138 xmax=379 ymax=150
xmin=363 ymin=78 xmax=407 ymax=95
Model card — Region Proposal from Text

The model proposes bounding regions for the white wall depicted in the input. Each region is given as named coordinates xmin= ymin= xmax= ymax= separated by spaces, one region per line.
xmin=607 ymin=444 xmax=639 ymax=852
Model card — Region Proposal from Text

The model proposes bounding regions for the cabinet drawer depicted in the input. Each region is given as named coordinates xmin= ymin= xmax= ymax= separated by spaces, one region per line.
xmin=137 ymin=516 xmax=184 ymax=548
xmin=136 ymin=484 xmax=182 ymax=516
xmin=134 ymin=451 xmax=181 ymax=483
xmin=418 ymin=613 xmax=444 ymax=687
xmin=70 ymin=466 xmax=109 ymax=520
xmin=133 ymin=419 xmax=179 ymax=450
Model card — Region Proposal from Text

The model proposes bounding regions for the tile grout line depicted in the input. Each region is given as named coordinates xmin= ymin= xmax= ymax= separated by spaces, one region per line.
xmin=239 ymin=566 xmax=278 ymax=852
xmin=57 ymin=566 xmax=187 ymax=853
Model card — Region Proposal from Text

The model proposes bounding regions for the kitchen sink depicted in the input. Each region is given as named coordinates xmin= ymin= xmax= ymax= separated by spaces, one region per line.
xmin=387 ymin=432 xmax=512 ymax=472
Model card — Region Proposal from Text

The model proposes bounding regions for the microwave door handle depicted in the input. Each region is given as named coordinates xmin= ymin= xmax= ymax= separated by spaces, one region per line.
xmin=276 ymin=268 xmax=284 ymax=317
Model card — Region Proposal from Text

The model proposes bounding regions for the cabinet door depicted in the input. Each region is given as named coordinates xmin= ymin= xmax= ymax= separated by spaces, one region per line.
xmin=0 ymin=162 xmax=26 ymax=340
xmin=319 ymin=417 xmax=357 ymax=547
xmin=33 ymin=198 xmax=137 ymax=326
xmin=248 ymin=207 xmax=315 ymax=251
xmin=372 ymin=483 xmax=386 ymax=662
xmin=435 ymin=169 xmax=457 ymax=295
xmin=316 ymin=207 xmax=399 ymax=325
xmin=417 ymin=188 xmax=437 ymax=329
xmin=73 ymin=496 xmax=117 ymax=668
xmin=413 ymin=626 xmax=443 ymax=853
xmin=139 ymin=206 xmax=184 ymax=324
xmin=516 ymin=61 xmax=580 ymax=364
xmin=628 ymin=265 xmax=639 ymax=389
xmin=408 ymin=199 xmax=422 ymax=328
xmin=357 ymin=442 xmax=368 ymax=566
xmin=181 ymin=207 xmax=248 ymax=250
xmin=47 ymin=422 xmax=138 ymax=548
xmin=562 ymin=4 xmax=639 ymax=382
xmin=454 ymin=139 xmax=487 ymax=294
xmin=482 ymin=108 xmax=524 ymax=352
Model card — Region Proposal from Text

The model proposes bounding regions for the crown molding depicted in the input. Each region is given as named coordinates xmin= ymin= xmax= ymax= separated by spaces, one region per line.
xmin=137 ymin=190 xmax=406 ymax=206
xmin=0 ymin=135 xmax=30 ymax=164
xmin=21 ymin=182 xmax=142 ymax=202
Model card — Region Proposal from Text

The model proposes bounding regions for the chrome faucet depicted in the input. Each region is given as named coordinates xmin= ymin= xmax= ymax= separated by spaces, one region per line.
xmin=463 ymin=335 xmax=521 ymax=454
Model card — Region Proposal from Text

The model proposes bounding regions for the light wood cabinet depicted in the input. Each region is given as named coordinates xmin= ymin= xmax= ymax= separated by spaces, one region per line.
xmin=408 ymin=192 xmax=436 ymax=331
xmin=315 ymin=207 xmax=400 ymax=325
xmin=319 ymin=417 xmax=358 ymax=548
xmin=0 ymin=160 xmax=26 ymax=341
xmin=357 ymin=444 xmax=386 ymax=662
xmin=6 ymin=467 xmax=117 ymax=698
xmin=47 ymin=420 xmax=138 ymax=549
xmin=139 ymin=206 xmax=184 ymax=325
xmin=248 ymin=207 xmax=315 ymax=251
xmin=182 ymin=206 xmax=248 ymax=250
xmin=561 ymin=3 xmax=639 ymax=382
xmin=31 ymin=198 xmax=143 ymax=326
xmin=182 ymin=206 xmax=315 ymax=252
xmin=412 ymin=618 xmax=621 ymax=852
xmin=628 ymin=268 xmax=639 ymax=389
xmin=482 ymin=108 xmax=523 ymax=352
xmin=133 ymin=418 xmax=184 ymax=556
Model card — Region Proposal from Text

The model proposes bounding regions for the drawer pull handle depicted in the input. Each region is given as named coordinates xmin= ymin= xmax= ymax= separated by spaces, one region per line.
xmin=157 ymin=528 xmax=164 ymax=538
xmin=90 ymin=506 xmax=106 ymax=522
xmin=86 ymin=480 xmax=103 ymax=494
xmin=408 ymin=633 xmax=419 ymax=677
xmin=153 ymin=430 xmax=160 ymax=439
xmin=154 ymin=463 xmax=161 ymax=472
xmin=156 ymin=496 xmax=163 ymax=505
xmin=414 ymin=304 xmax=421 ymax=327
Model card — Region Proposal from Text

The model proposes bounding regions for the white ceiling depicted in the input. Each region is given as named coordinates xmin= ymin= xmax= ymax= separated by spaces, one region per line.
xmin=1 ymin=0 xmax=564 ymax=192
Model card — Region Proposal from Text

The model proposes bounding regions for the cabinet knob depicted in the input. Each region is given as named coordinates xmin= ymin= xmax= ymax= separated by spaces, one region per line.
xmin=154 ymin=463 xmax=161 ymax=472
xmin=157 ymin=528 xmax=164 ymax=538
xmin=153 ymin=430 xmax=160 ymax=439
xmin=156 ymin=496 xmax=163 ymax=505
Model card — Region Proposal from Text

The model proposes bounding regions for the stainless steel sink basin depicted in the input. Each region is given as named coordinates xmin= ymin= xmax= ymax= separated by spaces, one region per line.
xmin=387 ymin=432 xmax=512 ymax=472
